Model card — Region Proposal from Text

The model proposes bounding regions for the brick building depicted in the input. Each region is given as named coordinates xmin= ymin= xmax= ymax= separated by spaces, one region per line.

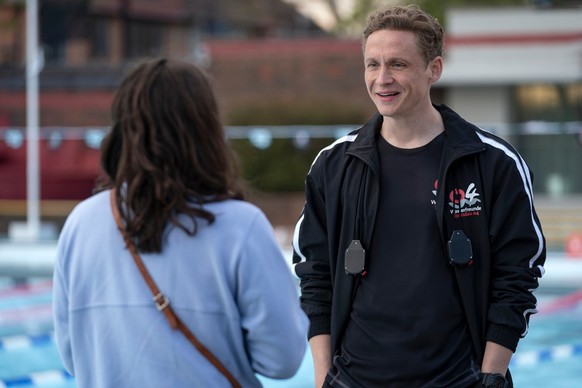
xmin=0 ymin=0 xmax=334 ymax=128
xmin=0 ymin=0 xmax=368 ymax=233
xmin=2 ymin=1 xmax=581 ymax=238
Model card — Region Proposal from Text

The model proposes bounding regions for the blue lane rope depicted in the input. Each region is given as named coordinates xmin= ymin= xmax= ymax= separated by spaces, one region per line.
xmin=510 ymin=343 xmax=582 ymax=367
xmin=0 ymin=333 xmax=54 ymax=351
xmin=0 ymin=370 xmax=73 ymax=387
xmin=1 ymin=333 xmax=581 ymax=386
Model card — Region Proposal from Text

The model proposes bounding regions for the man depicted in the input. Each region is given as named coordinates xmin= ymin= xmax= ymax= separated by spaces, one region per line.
xmin=292 ymin=5 xmax=546 ymax=388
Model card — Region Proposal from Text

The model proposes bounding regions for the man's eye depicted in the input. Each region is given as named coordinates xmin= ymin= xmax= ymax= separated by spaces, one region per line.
xmin=366 ymin=62 xmax=378 ymax=69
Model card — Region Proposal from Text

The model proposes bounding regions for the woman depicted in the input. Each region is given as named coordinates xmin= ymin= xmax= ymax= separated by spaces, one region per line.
xmin=53 ymin=57 xmax=308 ymax=387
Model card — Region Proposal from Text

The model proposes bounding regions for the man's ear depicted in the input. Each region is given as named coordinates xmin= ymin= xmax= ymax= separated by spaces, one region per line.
xmin=429 ymin=56 xmax=443 ymax=83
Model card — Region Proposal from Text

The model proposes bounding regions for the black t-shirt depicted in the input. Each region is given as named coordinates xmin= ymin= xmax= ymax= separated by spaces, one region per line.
xmin=332 ymin=133 xmax=479 ymax=387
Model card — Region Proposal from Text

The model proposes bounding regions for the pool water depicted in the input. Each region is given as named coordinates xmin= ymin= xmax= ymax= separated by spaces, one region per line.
xmin=511 ymin=309 xmax=582 ymax=388
xmin=1 ymin=279 xmax=581 ymax=388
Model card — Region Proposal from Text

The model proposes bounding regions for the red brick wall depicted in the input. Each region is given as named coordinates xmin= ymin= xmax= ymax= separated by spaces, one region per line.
xmin=0 ymin=39 xmax=371 ymax=206
xmin=206 ymin=39 xmax=373 ymax=119
xmin=0 ymin=38 xmax=373 ymax=127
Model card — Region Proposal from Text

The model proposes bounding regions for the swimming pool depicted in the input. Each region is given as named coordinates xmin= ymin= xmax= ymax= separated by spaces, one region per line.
xmin=1 ymin=278 xmax=581 ymax=387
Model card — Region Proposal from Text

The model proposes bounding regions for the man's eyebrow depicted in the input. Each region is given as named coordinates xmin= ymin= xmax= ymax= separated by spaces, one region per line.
xmin=364 ymin=57 xmax=408 ymax=65
xmin=387 ymin=56 xmax=409 ymax=63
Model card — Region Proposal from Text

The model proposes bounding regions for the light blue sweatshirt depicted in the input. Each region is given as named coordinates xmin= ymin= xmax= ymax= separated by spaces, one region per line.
xmin=53 ymin=190 xmax=308 ymax=387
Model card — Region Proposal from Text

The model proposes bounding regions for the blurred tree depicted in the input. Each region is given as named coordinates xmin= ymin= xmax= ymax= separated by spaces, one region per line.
xmin=417 ymin=0 xmax=527 ymax=27
xmin=314 ymin=0 xmax=574 ymax=36
xmin=324 ymin=0 xmax=392 ymax=36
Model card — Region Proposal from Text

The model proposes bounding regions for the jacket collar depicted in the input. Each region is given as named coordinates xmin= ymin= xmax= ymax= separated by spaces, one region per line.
xmin=437 ymin=104 xmax=487 ymax=164
xmin=347 ymin=104 xmax=485 ymax=162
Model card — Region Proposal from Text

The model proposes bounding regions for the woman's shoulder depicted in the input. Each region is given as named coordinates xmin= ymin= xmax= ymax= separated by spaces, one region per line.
xmin=68 ymin=190 xmax=110 ymax=218
xmin=57 ymin=190 xmax=112 ymax=243
xmin=63 ymin=190 xmax=107 ymax=217
xmin=206 ymin=198 xmax=265 ymax=221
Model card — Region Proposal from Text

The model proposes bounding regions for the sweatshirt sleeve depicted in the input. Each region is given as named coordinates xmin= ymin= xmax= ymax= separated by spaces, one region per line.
xmin=236 ymin=210 xmax=309 ymax=379
xmin=485 ymin=145 xmax=546 ymax=351
xmin=292 ymin=154 xmax=334 ymax=339
xmin=52 ymin=214 xmax=75 ymax=376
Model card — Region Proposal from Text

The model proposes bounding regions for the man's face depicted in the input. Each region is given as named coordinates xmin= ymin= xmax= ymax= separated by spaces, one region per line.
xmin=363 ymin=29 xmax=441 ymax=120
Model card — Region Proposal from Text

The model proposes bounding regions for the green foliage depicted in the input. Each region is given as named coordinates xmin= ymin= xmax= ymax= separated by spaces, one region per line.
xmin=226 ymin=98 xmax=369 ymax=192
xmin=415 ymin=0 xmax=528 ymax=26
xmin=231 ymin=137 xmax=335 ymax=192
xmin=330 ymin=0 xmax=530 ymax=35
xmin=333 ymin=0 xmax=387 ymax=36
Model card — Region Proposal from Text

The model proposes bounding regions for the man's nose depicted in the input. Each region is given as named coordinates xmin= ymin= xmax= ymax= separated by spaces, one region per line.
xmin=377 ymin=66 xmax=394 ymax=84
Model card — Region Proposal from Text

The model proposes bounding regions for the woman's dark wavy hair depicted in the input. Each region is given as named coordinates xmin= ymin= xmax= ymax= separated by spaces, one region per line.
xmin=98 ymin=57 xmax=245 ymax=253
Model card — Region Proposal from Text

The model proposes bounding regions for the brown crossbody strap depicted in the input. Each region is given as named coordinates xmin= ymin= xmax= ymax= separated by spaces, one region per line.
xmin=110 ymin=189 xmax=241 ymax=388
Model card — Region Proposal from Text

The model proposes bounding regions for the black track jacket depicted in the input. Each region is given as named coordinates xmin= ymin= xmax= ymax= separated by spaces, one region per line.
xmin=292 ymin=104 xmax=546 ymax=365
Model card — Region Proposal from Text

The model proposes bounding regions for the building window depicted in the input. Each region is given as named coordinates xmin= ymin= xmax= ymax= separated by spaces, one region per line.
xmin=91 ymin=18 xmax=108 ymax=60
xmin=515 ymin=83 xmax=582 ymax=123
xmin=566 ymin=84 xmax=582 ymax=121
xmin=127 ymin=21 xmax=164 ymax=59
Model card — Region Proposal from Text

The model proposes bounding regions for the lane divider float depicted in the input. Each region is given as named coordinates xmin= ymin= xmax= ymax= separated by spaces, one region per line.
xmin=511 ymin=343 xmax=582 ymax=367
xmin=0 ymin=332 xmax=54 ymax=351
xmin=0 ymin=370 xmax=73 ymax=387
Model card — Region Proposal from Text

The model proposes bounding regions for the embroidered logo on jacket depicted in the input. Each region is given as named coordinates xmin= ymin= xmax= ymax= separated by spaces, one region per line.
xmin=432 ymin=181 xmax=482 ymax=218
xmin=449 ymin=183 xmax=482 ymax=218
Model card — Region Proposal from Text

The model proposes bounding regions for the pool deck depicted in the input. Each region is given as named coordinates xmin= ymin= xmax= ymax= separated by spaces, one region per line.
xmin=0 ymin=240 xmax=57 ymax=279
